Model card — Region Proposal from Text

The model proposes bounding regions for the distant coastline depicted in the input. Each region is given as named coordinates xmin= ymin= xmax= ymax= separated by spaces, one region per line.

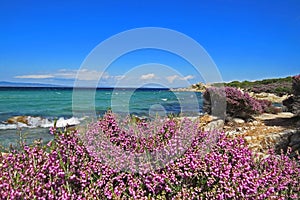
xmin=0 ymin=81 xmax=63 ymax=88
xmin=0 ymin=81 xmax=172 ymax=90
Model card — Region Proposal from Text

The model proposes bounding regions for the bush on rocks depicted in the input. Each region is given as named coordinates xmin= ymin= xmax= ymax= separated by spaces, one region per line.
xmin=203 ymin=87 xmax=274 ymax=119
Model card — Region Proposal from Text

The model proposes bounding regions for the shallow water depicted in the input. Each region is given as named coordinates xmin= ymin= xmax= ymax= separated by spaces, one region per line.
xmin=0 ymin=128 xmax=53 ymax=150
xmin=0 ymin=87 xmax=203 ymax=147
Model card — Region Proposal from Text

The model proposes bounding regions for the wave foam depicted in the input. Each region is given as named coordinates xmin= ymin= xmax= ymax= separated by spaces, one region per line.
xmin=0 ymin=116 xmax=82 ymax=130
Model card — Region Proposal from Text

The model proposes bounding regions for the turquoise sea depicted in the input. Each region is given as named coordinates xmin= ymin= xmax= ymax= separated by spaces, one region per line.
xmin=0 ymin=87 xmax=203 ymax=148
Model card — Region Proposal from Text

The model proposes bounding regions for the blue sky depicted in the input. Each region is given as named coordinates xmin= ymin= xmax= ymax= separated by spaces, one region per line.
xmin=0 ymin=0 xmax=299 ymax=87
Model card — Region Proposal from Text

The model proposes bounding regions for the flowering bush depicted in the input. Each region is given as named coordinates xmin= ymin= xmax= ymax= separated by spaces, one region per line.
xmin=0 ymin=112 xmax=299 ymax=199
xmin=203 ymin=87 xmax=274 ymax=119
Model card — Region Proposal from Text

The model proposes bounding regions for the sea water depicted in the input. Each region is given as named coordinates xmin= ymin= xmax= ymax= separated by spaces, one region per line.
xmin=0 ymin=87 xmax=203 ymax=148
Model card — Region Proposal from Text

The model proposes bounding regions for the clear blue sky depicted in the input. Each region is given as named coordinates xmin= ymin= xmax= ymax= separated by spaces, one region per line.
xmin=0 ymin=0 xmax=299 ymax=87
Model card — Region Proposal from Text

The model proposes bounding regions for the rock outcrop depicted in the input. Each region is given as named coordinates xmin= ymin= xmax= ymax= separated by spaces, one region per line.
xmin=7 ymin=116 xmax=28 ymax=125
xmin=203 ymin=119 xmax=224 ymax=132
xmin=249 ymin=92 xmax=289 ymax=103
xmin=197 ymin=114 xmax=225 ymax=131
xmin=242 ymin=129 xmax=300 ymax=160
xmin=224 ymin=112 xmax=299 ymax=159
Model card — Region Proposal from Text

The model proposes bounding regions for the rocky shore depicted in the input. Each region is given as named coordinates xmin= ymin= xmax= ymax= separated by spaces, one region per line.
xmin=199 ymin=112 xmax=300 ymax=159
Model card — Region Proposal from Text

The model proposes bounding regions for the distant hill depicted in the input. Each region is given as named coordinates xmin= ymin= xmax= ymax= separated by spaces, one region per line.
xmin=212 ymin=76 xmax=293 ymax=96
xmin=0 ymin=81 xmax=63 ymax=87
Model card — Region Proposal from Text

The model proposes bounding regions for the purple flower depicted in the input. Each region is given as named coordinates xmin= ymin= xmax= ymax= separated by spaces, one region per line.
xmin=0 ymin=111 xmax=299 ymax=199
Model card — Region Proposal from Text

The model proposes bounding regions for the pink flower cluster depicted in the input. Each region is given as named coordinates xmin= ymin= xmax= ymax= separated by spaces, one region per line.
xmin=0 ymin=112 xmax=299 ymax=199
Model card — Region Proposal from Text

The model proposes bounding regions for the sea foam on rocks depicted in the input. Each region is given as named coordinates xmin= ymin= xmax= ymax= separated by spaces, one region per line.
xmin=2 ymin=116 xmax=81 ymax=129
xmin=55 ymin=117 xmax=80 ymax=128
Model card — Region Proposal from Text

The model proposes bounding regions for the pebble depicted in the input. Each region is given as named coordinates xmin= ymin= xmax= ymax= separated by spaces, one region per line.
xmin=244 ymin=136 xmax=252 ymax=141
xmin=232 ymin=118 xmax=245 ymax=124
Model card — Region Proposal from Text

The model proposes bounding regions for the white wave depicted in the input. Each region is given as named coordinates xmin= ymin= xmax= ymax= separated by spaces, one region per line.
xmin=55 ymin=117 xmax=80 ymax=128
xmin=161 ymin=98 xmax=168 ymax=101
xmin=0 ymin=124 xmax=17 ymax=130
xmin=17 ymin=122 xmax=28 ymax=128
xmin=27 ymin=116 xmax=43 ymax=127
xmin=0 ymin=116 xmax=82 ymax=130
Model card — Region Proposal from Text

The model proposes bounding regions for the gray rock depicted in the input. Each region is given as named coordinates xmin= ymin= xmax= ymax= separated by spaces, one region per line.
xmin=278 ymin=129 xmax=297 ymax=137
xmin=275 ymin=137 xmax=290 ymax=152
xmin=273 ymin=129 xmax=300 ymax=159
xmin=289 ymin=132 xmax=300 ymax=146
xmin=291 ymin=143 xmax=300 ymax=151
xmin=204 ymin=119 xmax=224 ymax=131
